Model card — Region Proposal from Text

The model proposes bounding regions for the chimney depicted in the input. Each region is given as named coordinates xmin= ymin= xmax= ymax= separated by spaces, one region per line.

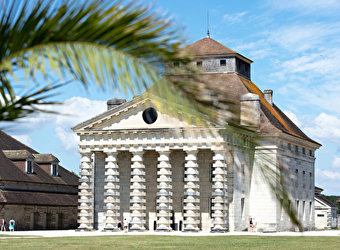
xmin=264 ymin=89 xmax=273 ymax=106
xmin=107 ymin=98 xmax=126 ymax=110
xmin=240 ymin=93 xmax=260 ymax=128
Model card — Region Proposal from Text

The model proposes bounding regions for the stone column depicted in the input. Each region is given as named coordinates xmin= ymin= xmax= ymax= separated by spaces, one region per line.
xmin=156 ymin=150 xmax=173 ymax=231
xmin=78 ymin=152 xmax=94 ymax=230
xmin=183 ymin=150 xmax=200 ymax=231
xmin=129 ymin=151 xmax=146 ymax=230
xmin=211 ymin=150 xmax=228 ymax=231
xmin=103 ymin=151 xmax=120 ymax=231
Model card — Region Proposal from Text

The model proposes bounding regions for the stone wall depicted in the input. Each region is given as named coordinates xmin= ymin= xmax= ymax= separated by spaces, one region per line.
xmin=0 ymin=205 xmax=77 ymax=231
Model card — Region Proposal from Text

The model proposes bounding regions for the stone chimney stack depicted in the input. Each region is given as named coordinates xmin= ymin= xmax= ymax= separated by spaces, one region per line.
xmin=264 ymin=89 xmax=273 ymax=106
xmin=240 ymin=93 xmax=261 ymax=128
xmin=107 ymin=98 xmax=126 ymax=110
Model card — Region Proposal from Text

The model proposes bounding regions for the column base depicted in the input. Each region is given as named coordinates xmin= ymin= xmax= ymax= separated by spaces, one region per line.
xmin=103 ymin=227 xmax=120 ymax=232
xmin=210 ymin=229 xmax=228 ymax=233
xmin=128 ymin=229 xmax=147 ymax=232
xmin=76 ymin=228 xmax=95 ymax=232
xmin=155 ymin=229 xmax=173 ymax=232
xmin=183 ymin=229 xmax=199 ymax=232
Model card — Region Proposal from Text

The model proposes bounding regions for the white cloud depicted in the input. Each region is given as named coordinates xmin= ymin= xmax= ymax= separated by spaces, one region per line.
xmin=318 ymin=169 xmax=340 ymax=180
xmin=1 ymin=97 xmax=107 ymax=154
xmin=269 ymin=0 xmax=340 ymax=14
xmin=283 ymin=110 xmax=302 ymax=127
xmin=303 ymin=113 xmax=340 ymax=143
xmin=55 ymin=127 xmax=80 ymax=151
xmin=12 ymin=134 xmax=32 ymax=146
xmin=331 ymin=155 xmax=340 ymax=168
xmin=235 ymin=39 xmax=273 ymax=60
xmin=223 ymin=12 xmax=248 ymax=23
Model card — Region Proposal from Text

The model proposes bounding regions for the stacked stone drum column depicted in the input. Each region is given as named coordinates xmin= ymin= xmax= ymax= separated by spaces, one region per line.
xmin=156 ymin=150 xmax=173 ymax=231
xmin=211 ymin=150 xmax=227 ymax=231
xmin=78 ymin=152 xmax=94 ymax=230
xmin=183 ymin=150 xmax=200 ymax=231
xmin=129 ymin=151 xmax=146 ymax=230
xmin=103 ymin=151 xmax=120 ymax=230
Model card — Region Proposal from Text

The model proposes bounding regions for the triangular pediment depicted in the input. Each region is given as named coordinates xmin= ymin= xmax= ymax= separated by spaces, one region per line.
xmin=72 ymin=95 xmax=201 ymax=132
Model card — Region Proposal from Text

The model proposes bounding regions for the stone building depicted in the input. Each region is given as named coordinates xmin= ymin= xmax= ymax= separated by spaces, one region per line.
xmin=72 ymin=37 xmax=321 ymax=232
xmin=314 ymin=187 xmax=338 ymax=229
xmin=0 ymin=131 xmax=79 ymax=230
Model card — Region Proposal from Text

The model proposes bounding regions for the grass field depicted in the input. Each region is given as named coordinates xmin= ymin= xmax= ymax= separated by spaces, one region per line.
xmin=0 ymin=235 xmax=340 ymax=249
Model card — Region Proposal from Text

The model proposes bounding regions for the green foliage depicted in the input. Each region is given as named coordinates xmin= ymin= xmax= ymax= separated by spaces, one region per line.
xmin=322 ymin=195 xmax=340 ymax=214
xmin=0 ymin=0 xmax=189 ymax=122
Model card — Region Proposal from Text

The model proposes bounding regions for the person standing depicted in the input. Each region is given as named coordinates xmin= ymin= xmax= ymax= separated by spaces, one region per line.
xmin=252 ymin=218 xmax=257 ymax=233
xmin=117 ymin=220 xmax=122 ymax=231
xmin=123 ymin=218 xmax=128 ymax=233
xmin=1 ymin=218 xmax=6 ymax=231
xmin=9 ymin=218 xmax=15 ymax=232
xmin=249 ymin=217 xmax=253 ymax=232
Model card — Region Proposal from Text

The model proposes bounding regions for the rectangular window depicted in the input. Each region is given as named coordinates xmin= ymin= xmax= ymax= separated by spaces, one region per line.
xmin=303 ymin=171 xmax=306 ymax=188
xmin=317 ymin=214 xmax=324 ymax=217
xmin=210 ymin=163 xmax=214 ymax=182
xmin=296 ymin=200 xmax=299 ymax=217
xmin=288 ymin=143 xmax=291 ymax=150
xmin=174 ymin=62 xmax=180 ymax=67
xmin=280 ymin=199 xmax=284 ymax=221
xmin=309 ymin=172 xmax=312 ymax=189
xmin=303 ymin=148 xmax=305 ymax=154
xmin=220 ymin=60 xmax=226 ymax=66
xmin=197 ymin=61 xmax=202 ymax=67
xmin=309 ymin=202 xmax=313 ymax=221
xmin=295 ymin=145 xmax=298 ymax=153
xmin=295 ymin=169 xmax=299 ymax=187
xmin=302 ymin=201 xmax=305 ymax=220
xmin=26 ymin=160 xmax=33 ymax=174
xmin=52 ymin=163 xmax=58 ymax=176
xmin=241 ymin=198 xmax=245 ymax=220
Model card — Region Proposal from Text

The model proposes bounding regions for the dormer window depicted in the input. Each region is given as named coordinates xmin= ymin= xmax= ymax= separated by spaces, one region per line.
xmin=51 ymin=163 xmax=58 ymax=176
xmin=26 ymin=159 xmax=34 ymax=174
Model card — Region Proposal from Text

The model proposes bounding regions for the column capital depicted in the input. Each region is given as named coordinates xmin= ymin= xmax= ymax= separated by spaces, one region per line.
xmin=103 ymin=148 xmax=118 ymax=154
xmin=155 ymin=146 xmax=170 ymax=153
xmin=183 ymin=147 xmax=198 ymax=154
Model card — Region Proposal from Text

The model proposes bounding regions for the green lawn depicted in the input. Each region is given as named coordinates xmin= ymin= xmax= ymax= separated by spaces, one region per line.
xmin=0 ymin=235 xmax=339 ymax=249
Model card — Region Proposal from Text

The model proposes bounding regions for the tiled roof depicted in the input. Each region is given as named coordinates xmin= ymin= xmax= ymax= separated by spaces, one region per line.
xmin=2 ymin=150 xmax=32 ymax=160
xmin=315 ymin=194 xmax=338 ymax=208
xmin=0 ymin=190 xmax=77 ymax=206
xmin=167 ymin=73 xmax=320 ymax=145
xmin=184 ymin=37 xmax=253 ymax=63
xmin=0 ymin=131 xmax=78 ymax=185
xmin=33 ymin=154 xmax=59 ymax=163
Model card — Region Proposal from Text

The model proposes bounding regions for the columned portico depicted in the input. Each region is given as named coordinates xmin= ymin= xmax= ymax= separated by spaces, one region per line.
xmin=103 ymin=151 xmax=120 ymax=231
xmin=211 ymin=149 xmax=228 ymax=231
xmin=183 ymin=149 xmax=200 ymax=231
xmin=78 ymin=152 xmax=94 ymax=230
xmin=156 ymin=150 xmax=173 ymax=231
xmin=129 ymin=150 xmax=146 ymax=230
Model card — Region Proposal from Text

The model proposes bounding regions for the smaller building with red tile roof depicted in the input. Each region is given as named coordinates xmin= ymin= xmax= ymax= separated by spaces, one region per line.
xmin=0 ymin=131 xmax=79 ymax=230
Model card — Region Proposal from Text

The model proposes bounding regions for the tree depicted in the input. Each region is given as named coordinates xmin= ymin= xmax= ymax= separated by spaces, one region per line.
xmin=0 ymin=0 xmax=302 ymax=230
xmin=0 ymin=0 xmax=192 ymax=121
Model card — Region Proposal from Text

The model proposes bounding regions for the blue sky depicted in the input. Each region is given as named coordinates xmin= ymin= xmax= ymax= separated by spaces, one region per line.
xmin=3 ymin=0 xmax=340 ymax=195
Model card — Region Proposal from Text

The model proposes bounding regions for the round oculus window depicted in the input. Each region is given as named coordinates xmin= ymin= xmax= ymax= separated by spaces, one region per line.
xmin=142 ymin=107 xmax=158 ymax=124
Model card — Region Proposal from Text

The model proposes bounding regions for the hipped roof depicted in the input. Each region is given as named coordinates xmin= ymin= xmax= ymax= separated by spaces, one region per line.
xmin=0 ymin=131 xmax=78 ymax=185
